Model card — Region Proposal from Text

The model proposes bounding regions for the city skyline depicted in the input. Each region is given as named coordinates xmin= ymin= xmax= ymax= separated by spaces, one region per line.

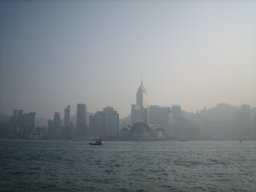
xmin=1 ymin=78 xmax=256 ymax=120
xmin=3 ymin=97 xmax=255 ymax=140
xmin=1 ymin=74 xmax=255 ymax=140
xmin=1 ymin=1 xmax=256 ymax=119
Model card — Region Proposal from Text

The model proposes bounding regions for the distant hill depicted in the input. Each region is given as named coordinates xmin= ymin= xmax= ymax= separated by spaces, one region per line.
xmin=200 ymin=103 xmax=239 ymax=122
xmin=193 ymin=103 xmax=250 ymax=139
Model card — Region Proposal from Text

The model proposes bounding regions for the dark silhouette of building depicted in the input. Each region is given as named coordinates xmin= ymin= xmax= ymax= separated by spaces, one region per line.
xmin=22 ymin=112 xmax=36 ymax=138
xmin=131 ymin=82 xmax=148 ymax=124
xmin=47 ymin=119 xmax=55 ymax=139
xmin=94 ymin=111 xmax=104 ymax=137
xmin=64 ymin=105 xmax=71 ymax=138
xmin=9 ymin=110 xmax=23 ymax=137
xmin=54 ymin=112 xmax=62 ymax=138
xmin=149 ymin=105 xmax=170 ymax=131
xmin=103 ymin=106 xmax=119 ymax=139
xmin=88 ymin=114 xmax=95 ymax=137
xmin=9 ymin=110 xmax=36 ymax=138
xmin=76 ymin=104 xmax=87 ymax=137
xmin=89 ymin=107 xmax=119 ymax=139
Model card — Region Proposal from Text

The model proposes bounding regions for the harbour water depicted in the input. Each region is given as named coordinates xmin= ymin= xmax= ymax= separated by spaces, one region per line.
xmin=0 ymin=140 xmax=256 ymax=192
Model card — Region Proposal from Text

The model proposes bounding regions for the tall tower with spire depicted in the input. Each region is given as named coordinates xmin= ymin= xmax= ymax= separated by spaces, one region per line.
xmin=131 ymin=81 xmax=149 ymax=124
xmin=136 ymin=81 xmax=148 ymax=107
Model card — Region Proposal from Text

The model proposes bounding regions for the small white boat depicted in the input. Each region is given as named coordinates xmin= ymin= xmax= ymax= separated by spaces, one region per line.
xmin=89 ymin=138 xmax=102 ymax=145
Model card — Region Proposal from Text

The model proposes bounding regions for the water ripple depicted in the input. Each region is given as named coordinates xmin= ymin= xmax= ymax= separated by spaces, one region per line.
xmin=0 ymin=140 xmax=256 ymax=192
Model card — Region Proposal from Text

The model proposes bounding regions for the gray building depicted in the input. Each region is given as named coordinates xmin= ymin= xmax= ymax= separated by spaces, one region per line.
xmin=88 ymin=114 xmax=95 ymax=137
xmin=64 ymin=105 xmax=71 ymax=138
xmin=89 ymin=107 xmax=119 ymax=139
xmin=149 ymin=105 xmax=170 ymax=131
xmin=131 ymin=82 xmax=148 ymax=124
xmin=54 ymin=112 xmax=62 ymax=138
xmin=94 ymin=111 xmax=104 ymax=137
xmin=76 ymin=104 xmax=87 ymax=136
xmin=169 ymin=105 xmax=182 ymax=138
xmin=9 ymin=110 xmax=23 ymax=137
xmin=103 ymin=106 xmax=119 ymax=139
xmin=9 ymin=110 xmax=36 ymax=138
xmin=47 ymin=119 xmax=55 ymax=139
xmin=23 ymin=112 xmax=36 ymax=138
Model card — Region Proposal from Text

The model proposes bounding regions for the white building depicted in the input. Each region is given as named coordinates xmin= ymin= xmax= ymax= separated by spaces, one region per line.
xmin=131 ymin=82 xmax=148 ymax=124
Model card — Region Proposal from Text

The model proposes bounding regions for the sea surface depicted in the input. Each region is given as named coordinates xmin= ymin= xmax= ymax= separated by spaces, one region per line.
xmin=0 ymin=140 xmax=256 ymax=192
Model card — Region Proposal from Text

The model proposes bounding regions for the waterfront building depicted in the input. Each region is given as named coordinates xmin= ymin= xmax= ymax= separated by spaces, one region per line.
xmin=47 ymin=119 xmax=55 ymax=139
xmin=64 ymin=105 xmax=71 ymax=138
xmin=136 ymin=82 xmax=148 ymax=107
xmin=89 ymin=107 xmax=119 ymax=139
xmin=130 ymin=122 xmax=152 ymax=140
xmin=9 ymin=110 xmax=36 ymax=138
xmin=103 ymin=106 xmax=119 ymax=139
xmin=149 ymin=105 xmax=170 ymax=131
xmin=22 ymin=112 xmax=36 ymax=138
xmin=76 ymin=104 xmax=87 ymax=136
xmin=169 ymin=105 xmax=182 ymax=138
xmin=88 ymin=114 xmax=95 ymax=137
xmin=9 ymin=110 xmax=23 ymax=137
xmin=94 ymin=111 xmax=104 ymax=137
xmin=54 ymin=112 xmax=62 ymax=138
xmin=131 ymin=82 xmax=148 ymax=124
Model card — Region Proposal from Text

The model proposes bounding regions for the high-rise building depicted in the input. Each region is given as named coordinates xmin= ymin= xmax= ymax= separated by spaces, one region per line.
xmin=64 ymin=105 xmax=71 ymax=138
xmin=9 ymin=110 xmax=23 ymax=137
xmin=47 ymin=119 xmax=55 ymax=139
xmin=103 ymin=106 xmax=119 ymax=139
xmin=94 ymin=111 xmax=104 ymax=137
xmin=169 ymin=105 xmax=182 ymax=138
xmin=149 ymin=105 xmax=170 ymax=130
xmin=88 ymin=114 xmax=95 ymax=137
xmin=64 ymin=105 xmax=70 ymax=128
xmin=54 ymin=112 xmax=62 ymax=138
xmin=9 ymin=110 xmax=36 ymax=138
xmin=136 ymin=81 xmax=148 ymax=107
xmin=131 ymin=81 xmax=148 ymax=124
xmin=23 ymin=112 xmax=36 ymax=138
xmin=76 ymin=104 xmax=87 ymax=136
xmin=89 ymin=107 xmax=119 ymax=139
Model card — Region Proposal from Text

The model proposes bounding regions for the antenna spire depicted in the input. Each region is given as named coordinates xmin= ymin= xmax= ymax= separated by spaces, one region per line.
xmin=140 ymin=73 xmax=143 ymax=85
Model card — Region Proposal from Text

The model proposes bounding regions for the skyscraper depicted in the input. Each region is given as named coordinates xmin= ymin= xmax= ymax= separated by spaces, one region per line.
xmin=169 ymin=105 xmax=182 ymax=138
xmin=47 ymin=119 xmax=55 ymax=139
xmin=88 ymin=114 xmax=95 ymax=137
xmin=23 ymin=112 xmax=36 ymax=138
xmin=64 ymin=105 xmax=70 ymax=128
xmin=103 ymin=106 xmax=119 ymax=139
xmin=9 ymin=110 xmax=36 ymax=138
xmin=54 ymin=112 xmax=62 ymax=138
xmin=9 ymin=110 xmax=23 ymax=137
xmin=136 ymin=81 xmax=148 ymax=107
xmin=76 ymin=104 xmax=87 ymax=136
xmin=94 ymin=111 xmax=104 ymax=137
xmin=131 ymin=81 xmax=148 ymax=124
xmin=149 ymin=105 xmax=170 ymax=130
xmin=64 ymin=105 xmax=71 ymax=138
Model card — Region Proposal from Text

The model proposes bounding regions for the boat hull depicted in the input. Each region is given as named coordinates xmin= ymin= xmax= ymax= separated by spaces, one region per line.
xmin=89 ymin=143 xmax=102 ymax=145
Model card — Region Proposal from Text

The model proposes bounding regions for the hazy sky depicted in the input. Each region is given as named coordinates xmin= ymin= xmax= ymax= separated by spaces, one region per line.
xmin=1 ymin=0 xmax=256 ymax=118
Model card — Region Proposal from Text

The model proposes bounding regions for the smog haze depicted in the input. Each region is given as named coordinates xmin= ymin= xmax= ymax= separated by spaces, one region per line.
xmin=1 ymin=0 xmax=256 ymax=118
